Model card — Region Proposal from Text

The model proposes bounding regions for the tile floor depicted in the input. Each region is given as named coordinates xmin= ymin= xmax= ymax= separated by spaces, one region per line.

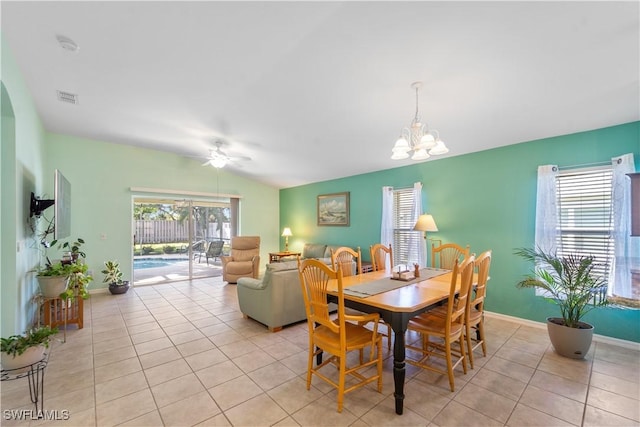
xmin=2 ymin=276 xmax=639 ymax=427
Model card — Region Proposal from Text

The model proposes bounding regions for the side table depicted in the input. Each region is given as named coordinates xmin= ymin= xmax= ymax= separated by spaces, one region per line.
xmin=41 ymin=296 xmax=83 ymax=331
xmin=269 ymin=252 xmax=301 ymax=263
xmin=1 ymin=353 xmax=48 ymax=412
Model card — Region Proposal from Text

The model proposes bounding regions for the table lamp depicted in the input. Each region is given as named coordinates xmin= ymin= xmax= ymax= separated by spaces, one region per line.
xmin=413 ymin=214 xmax=438 ymax=266
xmin=281 ymin=227 xmax=292 ymax=252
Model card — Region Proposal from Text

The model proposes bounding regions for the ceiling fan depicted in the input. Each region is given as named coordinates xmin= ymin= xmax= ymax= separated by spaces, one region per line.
xmin=202 ymin=141 xmax=251 ymax=169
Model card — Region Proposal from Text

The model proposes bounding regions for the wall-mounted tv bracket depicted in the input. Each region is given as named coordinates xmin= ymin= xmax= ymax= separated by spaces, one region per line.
xmin=30 ymin=192 xmax=54 ymax=217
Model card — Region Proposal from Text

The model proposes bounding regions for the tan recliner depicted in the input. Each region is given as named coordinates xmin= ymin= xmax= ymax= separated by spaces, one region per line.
xmin=221 ymin=236 xmax=260 ymax=283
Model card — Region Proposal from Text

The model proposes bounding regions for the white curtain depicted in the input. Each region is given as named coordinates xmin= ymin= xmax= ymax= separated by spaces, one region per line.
xmin=609 ymin=153 xmax=638 ymax=298
xmin=408 ymin=182 xmax=425 ymax=268
xmin=380 ymin=186 xmax=394 ymax=250
xmin=535 ymin=165 xmax=559 ymax=296
xmin=535 ymin=165 xmax=559 ymax=254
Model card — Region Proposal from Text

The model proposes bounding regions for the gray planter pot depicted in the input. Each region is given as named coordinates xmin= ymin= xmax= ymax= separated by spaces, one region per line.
xmin=37 ymin=275 xmax=68 ymax=298
xmin=109 ymin=281 xmax=130 ymax=295
xmin=546 ymin=317 xmax=594 ymax=359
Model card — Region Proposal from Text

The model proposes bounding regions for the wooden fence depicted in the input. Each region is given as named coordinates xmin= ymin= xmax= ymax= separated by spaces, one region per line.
xmin=134 ymin=220 xmax=229 ymax=244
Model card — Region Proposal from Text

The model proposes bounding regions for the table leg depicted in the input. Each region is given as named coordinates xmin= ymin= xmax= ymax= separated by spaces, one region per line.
xmin=389 ymin=313 xmax=410 ymax=415
xmin=392 ymin=328 xmax=405 ymax=414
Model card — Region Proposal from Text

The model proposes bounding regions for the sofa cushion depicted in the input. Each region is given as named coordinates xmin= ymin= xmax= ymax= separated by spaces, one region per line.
xmin=303 ymin=244 xmax=328 ymax=259
xmin=237 ymin=277 xmax=266 ymax=290
xmin=325 ymin=245 xmax=343 ymax=259
xmin=267 ymin=260 xmax=299 ymax=272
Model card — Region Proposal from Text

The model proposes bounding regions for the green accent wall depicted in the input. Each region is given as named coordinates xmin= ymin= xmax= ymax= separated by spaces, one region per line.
xmin=280 ymin=122 xmax=640 ymax=342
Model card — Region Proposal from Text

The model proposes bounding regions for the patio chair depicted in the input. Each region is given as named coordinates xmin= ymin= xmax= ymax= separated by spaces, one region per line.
xmin=205 ymin=240 xmax=225 ymax=264
xmin=191 ymin=240 xmax=208 ymax=262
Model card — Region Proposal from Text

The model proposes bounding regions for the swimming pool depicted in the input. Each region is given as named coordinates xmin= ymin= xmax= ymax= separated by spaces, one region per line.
xmin=133 ymin=258 xmax=186 ymax=270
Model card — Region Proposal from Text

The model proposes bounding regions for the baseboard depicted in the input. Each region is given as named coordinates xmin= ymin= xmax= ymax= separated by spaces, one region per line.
xmin=485 ymin=311 xmax=640 ymax=351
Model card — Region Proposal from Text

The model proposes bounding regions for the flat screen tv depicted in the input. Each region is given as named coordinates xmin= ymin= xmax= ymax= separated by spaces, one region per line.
xmin=29 ymin=169 xmax=71 ymax=239
xmin=54 ymin=169 xmax=71 ymax=239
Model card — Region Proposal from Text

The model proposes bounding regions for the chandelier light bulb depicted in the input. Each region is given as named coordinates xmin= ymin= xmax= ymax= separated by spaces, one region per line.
xmin=392 ymin=137 xmax=410 ymax=153
xmin=420 ymin=133 xmax=436 ymax=149
xmin=411 ymin=149 xmax=430 ymax=160
xmin=391 ymin=151 xmax=410 ymax=160
xmin=429 ymin=139 xmax=449 ymax=155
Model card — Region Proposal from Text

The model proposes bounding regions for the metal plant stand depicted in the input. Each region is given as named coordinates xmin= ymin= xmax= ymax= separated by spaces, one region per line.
xmin=1 ymin=353 xmax=48 ymax=412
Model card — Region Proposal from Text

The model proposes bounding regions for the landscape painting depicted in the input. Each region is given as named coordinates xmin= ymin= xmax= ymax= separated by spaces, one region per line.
xmin=317 ymin=192 xmax=350 ymax=226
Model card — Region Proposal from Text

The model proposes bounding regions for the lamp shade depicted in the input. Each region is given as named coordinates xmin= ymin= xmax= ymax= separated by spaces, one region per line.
xmin=281 ymin=227 xmax=293 ymax=237
xmin=413 ymin=214 xmax=438 ymax=232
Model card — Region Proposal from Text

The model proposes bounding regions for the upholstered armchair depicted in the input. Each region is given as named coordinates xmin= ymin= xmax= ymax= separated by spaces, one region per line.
xmin=221 ymin=236 xmax=261 ymax=283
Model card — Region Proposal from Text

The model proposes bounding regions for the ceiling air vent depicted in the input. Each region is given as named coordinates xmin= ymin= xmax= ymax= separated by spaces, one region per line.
xmin=56 ymin=90 xmax=78 ymax=105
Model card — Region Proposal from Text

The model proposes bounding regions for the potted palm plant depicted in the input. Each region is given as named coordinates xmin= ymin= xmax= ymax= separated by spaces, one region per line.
xmin=515 ymin=247 xmax=609 ymax=359
xmin=102 ymin=260 xmax=130 ymax=294
xmin=1 ymin=326 xmax=58 ymax=371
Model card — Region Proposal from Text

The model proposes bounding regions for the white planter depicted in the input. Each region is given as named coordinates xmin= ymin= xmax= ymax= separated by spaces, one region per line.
xmin=1 ymin=345 xmax=46 ymax=372
xmin=546 ymin=317 xmax=594 ymax=359
xmin=37 ymin=275 xmax=68 ymax=298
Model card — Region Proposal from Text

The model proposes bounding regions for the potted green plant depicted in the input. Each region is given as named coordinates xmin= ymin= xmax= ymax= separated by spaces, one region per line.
xmin=36 ymin=261 xmax=74 ymax=298
xmin=101 ymin=260 xmax=130 ymax=295
xmin=514 ymin=247 xmax=609 ymax=359
xmin=1 ymin=325 xmax=58 ymax=371
xmin=61 ymin=262 xmax=93 ymax=301
xmin=51 ymin=237 xmax=86 ymax=262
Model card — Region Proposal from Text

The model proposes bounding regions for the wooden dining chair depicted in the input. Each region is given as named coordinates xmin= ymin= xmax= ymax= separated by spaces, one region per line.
xmin=431 ymin=242 xmax=470 ymax=269
xmin=370 ymin=243 xmax=393 ymax=272
xmin=465 ymin=250 xmax=492 ymax=369
xmin=368 ymin=243 xmax=394 ymax=350
xmin=406 ymin=255 xmax=475 ymax=392
xmin=297 ymin=258 xmax=383 ymax=413
xmin=330 ymin=246 xmax=362 ymax=276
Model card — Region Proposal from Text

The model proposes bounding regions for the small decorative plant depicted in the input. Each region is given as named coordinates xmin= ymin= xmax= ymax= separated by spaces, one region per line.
xmin=37 ymin=260 xmax=74 ymax=277
xmin=62 ymin=262 xmax=93 ymax=301
xmin=1 ymin=326 xmax=58 ymax=357
xmin=102 ymin=260 xmax=130 ymax=295
xmin=51 ymin=237 xmax=86 ymax=261
xmin=102 ymin=260 xmax=124 ymax=285
xmin=514 ymin=247 xmax=609 ymax=328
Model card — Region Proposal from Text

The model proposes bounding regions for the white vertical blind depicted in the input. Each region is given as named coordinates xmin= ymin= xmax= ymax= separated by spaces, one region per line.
xmin=556 ymin=167 xmax=613 ymax=281
xmin=392 ymin=185 xmax=423 ymax=266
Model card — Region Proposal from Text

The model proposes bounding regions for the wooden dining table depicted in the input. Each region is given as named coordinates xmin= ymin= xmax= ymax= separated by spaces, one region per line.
xmin=326 ymin=267 xmax=460 ymax=415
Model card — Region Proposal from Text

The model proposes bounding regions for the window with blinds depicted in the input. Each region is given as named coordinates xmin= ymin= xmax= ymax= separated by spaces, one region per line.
xmin=555 ymin=167 xmax=614 ymax=280
xmin=392 ymin=188 xmax=419 ymax=266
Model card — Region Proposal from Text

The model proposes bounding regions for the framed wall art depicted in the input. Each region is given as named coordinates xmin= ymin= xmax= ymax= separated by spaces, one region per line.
xmin=317 ymin=192 xmax=350 ymax=226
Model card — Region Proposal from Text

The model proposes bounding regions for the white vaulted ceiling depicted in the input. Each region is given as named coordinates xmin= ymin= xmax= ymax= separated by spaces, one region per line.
xmin=2 ymin=1 xmax=638 ymax=188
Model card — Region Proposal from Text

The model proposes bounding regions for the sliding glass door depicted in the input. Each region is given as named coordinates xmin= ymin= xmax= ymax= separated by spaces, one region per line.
xmin=132 ymin=197 xmax=236 ymax=286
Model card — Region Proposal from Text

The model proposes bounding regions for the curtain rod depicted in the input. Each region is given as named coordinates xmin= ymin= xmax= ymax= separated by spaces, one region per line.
xmin=557 ymin=159 xmax=620 ymax=171
xmin=130 ymin=187 xmax=241 ymax=199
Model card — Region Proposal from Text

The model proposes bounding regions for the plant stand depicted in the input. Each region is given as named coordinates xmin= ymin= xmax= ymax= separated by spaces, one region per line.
xmin=40 ymin=297 xmax=83 ymax=331
xmin=1 ymin=352 xmax=48 ymax=412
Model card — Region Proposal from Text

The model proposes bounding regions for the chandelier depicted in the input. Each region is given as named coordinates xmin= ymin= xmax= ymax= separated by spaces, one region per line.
xmin=391 ymin=82 xmax=448 ymax=160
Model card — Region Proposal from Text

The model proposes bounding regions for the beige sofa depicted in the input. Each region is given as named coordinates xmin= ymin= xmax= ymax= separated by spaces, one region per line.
xmin=280 ymin=243 xmax=342 ymax=265
xmin=237 ymin=244 xmax=351 ymax=331
xmin=237 ymin=261 xmax=306 ymax=331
